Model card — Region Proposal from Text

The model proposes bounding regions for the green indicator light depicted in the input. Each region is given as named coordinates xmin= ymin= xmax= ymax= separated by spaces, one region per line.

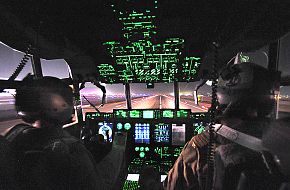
xmin=135 ymin=147 xmax=139 ymax=151
xmin=124 ymin=123 xmax=131 ymax=130
xmin=145 ymin=147 xmax=149 ymax=151
xmin=139 ymin=152 xmax=145 ymax=158
xmin=117 ymin=123 xmax=123 ymax=130
xmin=162 ymin=110 xmax=174 ymax=118
xmin=140 ymin=147 xmax=144 ymax=151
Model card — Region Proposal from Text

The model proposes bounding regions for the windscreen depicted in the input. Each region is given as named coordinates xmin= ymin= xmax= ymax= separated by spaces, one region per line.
xmin=80 ymin=81 xmax=210 ymax=114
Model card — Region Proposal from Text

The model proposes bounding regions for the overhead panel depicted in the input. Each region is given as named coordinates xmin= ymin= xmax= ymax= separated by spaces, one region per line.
xmin=97 ymin=0 xmax=201 ymax=83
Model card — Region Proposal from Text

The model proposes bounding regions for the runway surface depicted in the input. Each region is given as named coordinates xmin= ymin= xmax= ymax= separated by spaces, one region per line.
xmin=81 ymin=95 xmax=209 ymax=114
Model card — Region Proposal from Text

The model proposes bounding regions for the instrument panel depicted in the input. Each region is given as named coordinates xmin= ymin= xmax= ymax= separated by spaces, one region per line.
xmin=96 ymin=0 xmax=201 ymax=84
xmin=86 ymin=109 xmax=208 ymax=176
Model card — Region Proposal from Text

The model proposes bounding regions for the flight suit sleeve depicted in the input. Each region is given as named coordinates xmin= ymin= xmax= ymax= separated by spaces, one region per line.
xmin=163 ymin=132 xmax=209 ymax=190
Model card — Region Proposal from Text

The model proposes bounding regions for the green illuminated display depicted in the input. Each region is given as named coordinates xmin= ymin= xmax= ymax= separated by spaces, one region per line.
xmin=240 ymin=53 xmax=250 ymax=63
xmin=154 ymin=147 xmax=171 ymax=158
xmin=173 ymin=147 xmax=183 ymax=157
xmin=143 ymin=110 xmax=154 ymax=119
xmin=115 ymin=110 xmax=128 ymax=118
xmin=98 ymin=0 xmax=201 ymax=83
xmin=122 ymin=180 xmax=139 ymax=190
xmin=176 ymin=110 xmax=189 ymax=118
xmin=162 ymin=110 xmax=174 ymax=118
xmin=194 ymin=123 xmax=205 ymax=135
xmin=129 ymin=110 xmax=141 ymax=118
xmin=86 ymin=112 xmax=101 ymax=119
xmin=181 ymin=57 xmax=201 ymax=81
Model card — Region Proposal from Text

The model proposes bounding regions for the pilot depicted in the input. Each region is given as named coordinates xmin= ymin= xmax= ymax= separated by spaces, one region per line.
xmin=140 ymin=62 xmax=279 ymax=189
xmin=6 ymin=75 xmax=107 ymax=190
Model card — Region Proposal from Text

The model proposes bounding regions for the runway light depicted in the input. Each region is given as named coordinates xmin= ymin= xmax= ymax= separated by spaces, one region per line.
xmin=274 ymin=94 xmax=282 ymax=100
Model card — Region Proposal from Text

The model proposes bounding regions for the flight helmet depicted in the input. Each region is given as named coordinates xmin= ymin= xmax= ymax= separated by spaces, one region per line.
xmin=15 ymin=76 xmax=74 ymax=125
xmin=216 ymin=62 xmax=278 ymax=117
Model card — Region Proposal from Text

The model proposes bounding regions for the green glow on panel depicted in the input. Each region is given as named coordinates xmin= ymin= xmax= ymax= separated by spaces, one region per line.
xmin=176 ymin=110 xmax=189 ymax=118
xmin=98 ymin=0 xmax=201 ymax=83
xmin=154 ymin=147 xmax=171 ymax=158
xmin=162 ymin=110 xmax=174 ymax=118
xmin=173 ymin=147 xmax=183 ymax=157
xmin=130 ymin=110 xmax=141 ymax=118
xmin=194 ymin=123 xmax=206 ymax=135
xmin=240 ymin=53 xmax=250 ymax=63
xmin=115 ymin=110 xmax=127 ymax=118
xmin=117 ymin=123 xmax=123 ymax=130
xmin=124 ymin=123 xmax=131 ymax=130
xmin=139 ymin=152 xmax=145 ymax=158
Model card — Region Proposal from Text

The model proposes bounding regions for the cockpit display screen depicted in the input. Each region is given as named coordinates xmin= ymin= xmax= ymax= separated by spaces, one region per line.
xmin=171 ymin=124 xmax=186 ymax=145
xmin=135 ymin=123 xmax=150 ymax=144
xmin=162 ymin=110 xmax=174 ymax=118
xmin=176 ymin=110 xmax=189 ymax=118
xmin=142 ymin=110 xmax=154 ymax=119
xmin=130 ymin=110 xmax=141 ymax=118
xmin=115 ymin=110 xmax=128 ymax=118
xmin=154 ymin=123 xmax=170 ymax=143
xmin=98 ymin=121 xmax=113 ymax=142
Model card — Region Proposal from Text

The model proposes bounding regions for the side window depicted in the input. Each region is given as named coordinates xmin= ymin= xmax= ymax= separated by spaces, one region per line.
xmin=0 ymin=42 xmax=34 ymax=134
xmin=41 ymin=59 xmax=70 ymax=78
xmin=0 ymin=42 xmax=71 ymax=134
xmin=279 ymin=32 xmax=290 ymax=77
xmin=277 ymin=32 xmax=290 ymax=118
xmin=0 ymin=42 xmax=34 ymax=80
xmin=278 ymin=86 xmax=290 ymax=118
